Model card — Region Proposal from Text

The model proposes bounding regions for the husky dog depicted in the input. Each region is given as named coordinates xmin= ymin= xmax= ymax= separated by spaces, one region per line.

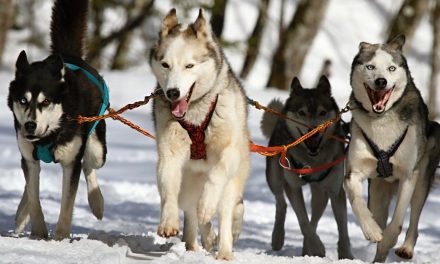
xmin=7 ymin=0 xmax=106 ymax=240
xmin=345 ymin=35 xmax=440 ymax=262
xmin=261 ymin=76 xmax=353 ymax=259
xmin=149 ymin=9 xmax=250 ymax=260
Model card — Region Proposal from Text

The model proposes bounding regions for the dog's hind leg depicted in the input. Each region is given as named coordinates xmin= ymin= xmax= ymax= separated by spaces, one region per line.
xmin=284 ymin=183 xmax=325 ymax=257
xmin=183 ymin=210 xmax=199 ymax=251
xmin=200 ymin=221 xmax=217 ymax=253
xmin=330 ymin=185 xmax=354 ymax=259
xmin=232 ymin=200 xmax=244 ymax=243
xmin=15 ymin=158 xmax=30 ymax=234
xmin=266 ymin=156 xmax=287 ymax=251
xmin=83 ymin=133 xmax=105 ymax=220
xmin=55 ymin=160 xmax=81 ymax=240
xmin=368 ymin=179 xmax=395 ymax=229
xmin=374 ymin=171 xmax=418 ymax=262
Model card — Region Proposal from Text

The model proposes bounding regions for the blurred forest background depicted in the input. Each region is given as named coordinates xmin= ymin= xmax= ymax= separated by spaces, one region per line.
xmin=0 ymin=0 xmax=438 ymax=118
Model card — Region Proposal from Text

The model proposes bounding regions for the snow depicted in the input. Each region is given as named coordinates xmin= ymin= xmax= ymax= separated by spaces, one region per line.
xmin=0 ymin=0 xmax=440 ymax=263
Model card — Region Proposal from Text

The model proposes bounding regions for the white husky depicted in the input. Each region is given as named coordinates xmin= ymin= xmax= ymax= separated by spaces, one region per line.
xmin=149 ymin=9 xmax=250 ymax=260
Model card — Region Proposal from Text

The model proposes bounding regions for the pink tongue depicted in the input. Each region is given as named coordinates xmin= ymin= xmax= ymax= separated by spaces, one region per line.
xmin=171 ymin=99 xmax=188 ymax=118
xmin=372 ymin=90 xmax=391 ymax=111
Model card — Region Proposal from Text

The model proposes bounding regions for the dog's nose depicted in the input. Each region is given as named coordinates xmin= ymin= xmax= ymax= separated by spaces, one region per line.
xmin=375 ymin=78 xmax=387 ymax=89
xmin=166 ymin=88 xmax=180 ymax=101
xmin=24 ymin=121 xmax=37 ymax=133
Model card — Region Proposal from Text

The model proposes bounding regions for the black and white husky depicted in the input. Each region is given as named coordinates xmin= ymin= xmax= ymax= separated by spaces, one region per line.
xmin=344 ymin=35 xmax=440 ymax=262
xmin=7 ymin=0 xmax=107 ymax=240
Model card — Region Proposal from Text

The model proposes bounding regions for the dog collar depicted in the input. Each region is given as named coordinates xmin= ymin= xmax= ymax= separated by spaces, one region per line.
xmin=361 ymin=126 xmax=408 ymax=178
xmin=178 ymin=95 xmax=219 ymax=160
xmin=35 ymin=58 xmax=109 ymax=163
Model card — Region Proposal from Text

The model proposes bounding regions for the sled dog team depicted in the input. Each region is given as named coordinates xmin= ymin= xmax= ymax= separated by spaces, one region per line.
xmin=6 ymin=0 xmax=440 ymax=262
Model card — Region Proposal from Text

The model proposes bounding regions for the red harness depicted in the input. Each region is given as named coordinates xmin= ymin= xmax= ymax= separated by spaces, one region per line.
xmin=178 ymin=95 xmax=219 ymax=160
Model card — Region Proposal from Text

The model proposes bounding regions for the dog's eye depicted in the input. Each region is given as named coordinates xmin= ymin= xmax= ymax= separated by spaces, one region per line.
xmin=185 ymin=64 xmax=194 ymax=69
xmin=388 ymin=66 xmax=396 ymax=72
xmin=161 ymin=62 xmax=170 ymax=69
xmin=366 ymin=65 xmax=375 ymax=70
xmin=319 ymin=110 xmax=327 ymax=116
xmin=19 ymin=97 xmax=27 ymax=105
xmin=41 ymin=99 xmax=51 ymax=107
xmin=298 ymin=110 xmax=306 ymax=116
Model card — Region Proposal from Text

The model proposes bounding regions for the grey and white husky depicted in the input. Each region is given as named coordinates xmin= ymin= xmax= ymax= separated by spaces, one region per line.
xmin=261 ymin=76 xmax=353 ymax=259
xmin=345 ymin=35 xmax=440 ymax=262
xmin=7 ymin=0 xmax=106 ymax=240
xmin=149 ymin=9 xmax=250 ymax=260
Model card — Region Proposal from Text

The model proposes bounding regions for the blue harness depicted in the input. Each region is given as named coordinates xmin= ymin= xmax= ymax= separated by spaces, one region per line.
xmin=35 ymin=62 xmax=109 ymax=163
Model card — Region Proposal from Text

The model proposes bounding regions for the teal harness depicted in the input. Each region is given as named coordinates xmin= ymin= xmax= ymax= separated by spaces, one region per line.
xmin=35 ymin=62 xmax=109 ymax=163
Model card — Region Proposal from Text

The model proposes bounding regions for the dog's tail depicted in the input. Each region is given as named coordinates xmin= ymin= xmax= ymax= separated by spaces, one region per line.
xmin=50 ymin=0 xmax=88 ymax=58
xmin=261 ymin=99 xmax=284 ymax=138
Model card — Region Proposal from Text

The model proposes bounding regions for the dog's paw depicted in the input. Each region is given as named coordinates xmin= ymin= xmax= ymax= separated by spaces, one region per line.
xmin=395 ymin=246 xmax=413 ymax=259
xmin=157 ymin=218 xmax=179 ymax=238
xmin=54 ymin=227 xmax=71 ymax=241
xmin=88 ymin=188 xmax=104 ymax=220
xmin=216 ymin=250 xmax=234 ymax=261
xmin=30 ymin=224 xmax=48 ymax=240
xmin=197 ymin=200 xmax=217 ymax=225
xmin=185 ymin=242 xmax=200 ymax=251
xmin=302 ymin=234 xmax=325 ymax=257
xmin=360 ymin=219 xmax=383 ymax=242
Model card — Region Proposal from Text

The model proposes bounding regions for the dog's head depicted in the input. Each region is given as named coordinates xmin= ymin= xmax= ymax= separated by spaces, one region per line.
xmin=350 ymin=35 xmax=408 ymax=114
xmin=8 ymin=50 xmax=66 ymax=142
xmin=284 ymin=76 xmax=339 ymax=156
xmin=149 ymin=9 xmax=222 ymax=119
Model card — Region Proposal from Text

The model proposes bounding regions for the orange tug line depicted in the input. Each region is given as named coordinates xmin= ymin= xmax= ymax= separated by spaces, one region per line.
xmin=74 ymin=92 xmax=350 ymax=175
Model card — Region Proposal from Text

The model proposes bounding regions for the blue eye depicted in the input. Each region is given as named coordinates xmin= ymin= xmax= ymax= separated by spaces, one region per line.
xmin=388 ymin=66 xmax=396 ymax=72
xmin=19 ymin=97 xmax=27 ymax=105
xmin=366 ymin=65 xmax=375 ymax=70
xmin=185 ymin=64 xmax=194 ymax=69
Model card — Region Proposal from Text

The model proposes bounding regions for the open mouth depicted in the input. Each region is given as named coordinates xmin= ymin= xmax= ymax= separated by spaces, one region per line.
xmin=298 ymin=128 xmax=323 ymax=156
xmin=364 ymin=83 xmax=394 ymax=114
xmin=170 ymin=82 xmax=195 ymax=119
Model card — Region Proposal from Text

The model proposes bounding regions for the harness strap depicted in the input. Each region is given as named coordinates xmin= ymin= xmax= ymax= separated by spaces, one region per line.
xmin=280 ymin=154 xmax=345 ymax=182
xmin=35 ymin=59 xmax=109 ymax=163
xmin=361 ymin=126 xmax=408 ymax=177
xmin=178 ymin=95 xmax=219 ymax=160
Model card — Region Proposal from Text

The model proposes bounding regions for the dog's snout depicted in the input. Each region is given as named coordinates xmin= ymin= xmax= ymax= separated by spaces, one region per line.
xmin=166 ymin=88 xmax=180 ymax=101
xmin=24 ymin=121 xmax=37 ymax=133
xmin=375 ymin=78 xmax=387 ymax=89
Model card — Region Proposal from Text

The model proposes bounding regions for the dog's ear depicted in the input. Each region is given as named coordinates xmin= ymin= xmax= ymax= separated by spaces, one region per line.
xmin=160 ymin=8 xmax=178 ymax=39
xmin=317 ymin=75 xmax=331 ymax=95
xmin=359 ymin=42 xmax=373 ymax=51
xmin=44 ymin=54 xmax=64 ymax=78
xmin=387 ymin=34 xmax=405 ymax=52
xmin=290 ymin=77 xmax=303 ymax=95
xmin=15 ymin=50 xmax=29 ymax=77
xmin=192 ymin=9 xmax=213 ymax=39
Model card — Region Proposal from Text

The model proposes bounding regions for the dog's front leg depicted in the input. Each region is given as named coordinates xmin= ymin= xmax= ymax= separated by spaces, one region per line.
xmin=345 ymin=172 xmax=383 ymax=242
xmin=55 ymin=160 xmax=81 ymax=240
xmin=374 ymin=171 xmax=418 ymax=262
xmin=157 ymin=152 xmax=185 ymax=238
xmin=22 ymin=158 xmax=48 ymax=239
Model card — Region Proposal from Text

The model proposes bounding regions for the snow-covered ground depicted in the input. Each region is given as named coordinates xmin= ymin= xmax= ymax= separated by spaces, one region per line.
xmin=1 ymin=0 xmax=440 ymax=263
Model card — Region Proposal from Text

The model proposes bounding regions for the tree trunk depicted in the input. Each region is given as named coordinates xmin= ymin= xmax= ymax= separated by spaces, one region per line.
xmin=110 ymin=32 xmax=133 ymax=70
xmin=239 ymin=0 xmax=270 ymax=79
xmin=266 ymin=0 xmax=330 ymax=90
xmin=210 ymin=0 xmax=228 ymax=38
xmin=0 ymin=0 xmax=13 ymax=65
xmin=279 ymin=0 xmax=285 ymax=44
xmin=386 ymin=0 xmax=429 ymax=48
xmin=428 ymin=1 xmax=440 ymax=120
